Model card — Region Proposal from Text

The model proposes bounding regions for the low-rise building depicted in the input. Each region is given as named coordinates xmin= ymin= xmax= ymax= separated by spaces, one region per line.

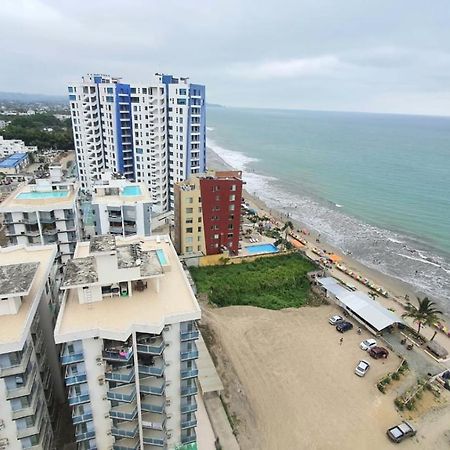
xmin=0 ymin=180 xmax=81 ymax=264
xmin=91 ymin=174 xmax=152 ymax=237
xmin=0 ymin=136 xmax=37 ymax=158
xmin=54 ymin=234 xmax=201 ymax=449
xmin=174 ymin=170 xmax=243 ymax=256
xmin=0 ymin=153 xmax=29 ymax=175
xmin=0 ymin=244 xmax=66 ymax=450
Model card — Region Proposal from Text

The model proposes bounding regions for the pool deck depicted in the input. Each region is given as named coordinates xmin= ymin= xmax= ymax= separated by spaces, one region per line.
xmin=92 ymin=181 xmax=151 ymax=206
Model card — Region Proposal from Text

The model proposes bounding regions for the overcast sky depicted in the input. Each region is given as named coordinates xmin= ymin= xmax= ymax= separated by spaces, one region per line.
xmin=2 ymin=0 xmax=450 ymax=115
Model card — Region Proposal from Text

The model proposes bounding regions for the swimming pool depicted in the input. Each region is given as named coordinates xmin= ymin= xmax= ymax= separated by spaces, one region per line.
xmin=122 ymin=186 xmax=141 ymax=196
xmin=17 ymin=190 xmax=69 ymax=200
xmin=246 ymin=243 xmax=279 ymax=255
xmin=156 ymin=249 xmax=168 ymax=265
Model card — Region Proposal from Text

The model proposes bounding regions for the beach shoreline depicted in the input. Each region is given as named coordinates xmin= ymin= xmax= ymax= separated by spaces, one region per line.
xmin=206 ymin=146 xmax=450 ymax=332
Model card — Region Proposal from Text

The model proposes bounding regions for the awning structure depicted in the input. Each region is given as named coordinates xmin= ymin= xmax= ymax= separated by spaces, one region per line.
xmin=318 ymin=277 xmax=403 ymax=332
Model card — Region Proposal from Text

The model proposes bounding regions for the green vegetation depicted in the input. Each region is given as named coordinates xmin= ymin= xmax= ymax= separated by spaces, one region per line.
xmin=403 ymin=296 xmax=442 ymax=336
xmin=1 ymin=113 xmax=73 ymax=150
xmin=190 ymin=253 xmax=316 ymax=309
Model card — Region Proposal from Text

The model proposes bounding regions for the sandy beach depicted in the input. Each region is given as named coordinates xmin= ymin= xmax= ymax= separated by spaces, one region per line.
xmin=206 ymin=146 xmax=450 ymax=349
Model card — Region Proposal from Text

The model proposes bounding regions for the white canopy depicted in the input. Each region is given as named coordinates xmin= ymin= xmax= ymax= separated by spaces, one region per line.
xmin=318 ymin=277 xmax=402 ymax=331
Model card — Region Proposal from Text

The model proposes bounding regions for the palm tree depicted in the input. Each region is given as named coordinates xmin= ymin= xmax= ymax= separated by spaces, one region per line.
xmin=282 ymin=220 xmax=294 ymax=241
xmin=403 ymin=297 xmax=442 ymax=337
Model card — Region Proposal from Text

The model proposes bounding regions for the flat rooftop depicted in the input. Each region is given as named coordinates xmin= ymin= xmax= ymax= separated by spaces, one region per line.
xmin=90 ymin=235 xmax=116 ymax=254
xmin=0 ymin=182 xmax=78 ymax=211
xmin=0 ymin=152 xmax=28 ymax=168
xmin=0 ymin=245 xmax=56 ymax=352
xmin=54 ymin=235 xmax=201 ymax=343
xmin=92 ymin=181 xmax=151 ymax=205
xmin=0 ymin=262 xmax=39 ymax=298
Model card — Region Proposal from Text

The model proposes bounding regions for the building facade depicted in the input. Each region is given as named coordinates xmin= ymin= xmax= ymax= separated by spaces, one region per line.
xmin=91 ymin=174 xmax=152 ymax=237
xmin=54 ymin=235 xmax=201 ymax=450
xmin=174 ymin=171 xmax=243 ymax=256
xmin=0 ymin=180 xmax=81 ymax=265
xmin=68 ymin=74 xmax=206 ymax=214
xmin=0 ymin=136 xmax=37 ymax=159
xmin=0 ymin=245 xmax=66 ymax=450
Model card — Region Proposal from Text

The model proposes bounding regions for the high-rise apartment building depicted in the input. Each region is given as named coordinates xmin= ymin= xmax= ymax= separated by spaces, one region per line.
xmin=91 ymin=173 xmax=152 ymax=237
xmin=0 ymin=179 xmax=81 ymax=265
xmin=68 ymin=73 xmax=206 ymax=214
xmin=0 ymin=244 xmax=65 ymax=450
xmin=54 ymin=234 xmax=201 ymax=450
xmin=174 ymin=171 xmax=243 ymax=256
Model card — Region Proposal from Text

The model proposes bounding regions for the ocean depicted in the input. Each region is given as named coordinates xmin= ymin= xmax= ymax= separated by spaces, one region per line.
xmin=206 ymin=107 xmax=450 ymax=312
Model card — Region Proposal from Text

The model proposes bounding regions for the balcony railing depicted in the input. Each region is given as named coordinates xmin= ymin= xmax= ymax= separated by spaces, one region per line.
xmin=181 ymin=430 xmax=197 ymax=445
xmin=105 ymin=366 xmax=135 ymax=383
xmin=142 ymin=429 xmax=166 ymax=447
xmin=0 ymin=344 xmax=32 ymax=377
xmin=181 ymin=419 xmax=198 ymax=429
xmin=141 ymin=395 xmax=165 ymax=414
xmin=11 ymin=390 xmax=38 ymax=420
xmin=180 ymin=399 xmax=197 ymax=414
xmin=180 ymin=330 xmax=199 ymax=341
xmin=180 ymin=350 xmax=199 ymax=361
xmin=180 ymin=367 xmax=198 ymax=380
xmin=72 ymin=411 xmax=93 ymax=425
xmin=65 ymin=372 xmax=87 ymax=386
xmin=111 ymin=423 xmax=138 ymax=439
xmin=60 ymin=352 xmax=84 ymax=365
xmin=16 ymin=404 xmax=44 ymax=439
xmin=102 ymin=347 xmax=133 ymax=362
xmin=107 ymin=385 xmax=136 ymax=403
xmin=68 ymin=392 xmax=90 ymax=406
xmin=138 ymin=358 xmax=164 ymax=377
xmin=181 ymin=384 xmax=198 ymax=397
xmin=113 ymin=437 xmax=140 ymax=450
xmin=139 ymin=377 xmax=165 ymax=396
xmin=75 ymin=429 xmax=96 ymax=443
xmin=110 ymin=403 xmax=138 ymax=421
xmin=136 ymin=337 xmax=164 ymax=356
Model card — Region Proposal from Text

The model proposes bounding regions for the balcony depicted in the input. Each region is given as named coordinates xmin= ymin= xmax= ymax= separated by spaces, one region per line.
xmin=181 ymin=383 xmax=198 ymax=397
xmin=11 ymin=390 xmax=38 ymax=420
xmin=60 ymin=351 xmax=84 ymax=365
xmin=68 ymin=392 xmax=90 ymax=406
xmin=0 ymin=344 xmax=32 ymax=377
xmin=136 ymin=336 xmax=164 ymax=356
xmin=142 ymin=429 xmax=166 ymax=447
xmin=181 ymin=417 xmax=197 ymax=430
xmin=105 ymin=365 xmax=135 ymax=383
xmin=16 ymin=403 xmax=44 ymax=439
xmin=139 ymin=376 xmax=165 ymax=396
xmin=75 ymin=429 xmax=96 ymax=443
xmin=141 ymin=411 xmax=166 ymax=431
xmin=113 ymin=437 xmax=140 ymax=450
xmin=72 ymin=409 xmax=93 ymax=425
xmin=102 ymin=347 xmax=133 ymax=362
xmin=110 ymin=402 xmax=138 ymax=421
xmin=6 ymin=364 xmax=36 ymax=399
xmin=181 ymin=430 xmax=197 ymax=445
xmin=180 ymin=399 xmax=197 ymax=414
xmin=138 ymin=356 xmax=164 ymax=377
xmin=141 ymin=394 xmax=165 ymax=414
xmin=180 ymin=350 xmax=199 ymax=362
xmin=111 ymin=421 xmax=138 ymax=439
xmin=107 ymin=384 xmax=136 ymax=403
xmin=180 ymin=363 xmax=198 ymax=380
xmin=180 ymin=330 xmax=199 ymax=342
xmin=65 ymin=371 xmax=88 ymax=387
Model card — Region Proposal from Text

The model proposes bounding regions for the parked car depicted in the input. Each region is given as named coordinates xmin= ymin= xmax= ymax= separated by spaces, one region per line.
xmin=329 ymin=315 xmax=343 ymax=325
xmin=336 ymin=321 xmax=353 ymax=333
xmin=355 ymin=360 xmax=370 ymax=377
xmin=386 ymin=421 xmax=416 ymax=443
xmin=360 ymin=338 xmax=377 ymax=351
xmin=369 ymin=346 xmax=389 ymax=359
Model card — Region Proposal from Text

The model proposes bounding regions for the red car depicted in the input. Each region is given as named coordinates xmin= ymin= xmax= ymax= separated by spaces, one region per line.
xmin=369 ymin=346 xmax=389 ymax=359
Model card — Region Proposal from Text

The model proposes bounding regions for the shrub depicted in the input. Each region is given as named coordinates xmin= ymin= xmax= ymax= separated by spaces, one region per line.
xmin=377 ymin=383 xmax=385 ymax=393
xmin=394 ymin=398 xmax=404 ymax=410
xmin=392 ymin=372 xmax=400 ymax=381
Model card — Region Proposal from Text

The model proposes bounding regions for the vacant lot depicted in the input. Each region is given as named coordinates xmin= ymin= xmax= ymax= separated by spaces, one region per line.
xmin=201 ymin=304 xmax=449 ymax=450
xmin=190 ymin=253 xmax=316 ymax=309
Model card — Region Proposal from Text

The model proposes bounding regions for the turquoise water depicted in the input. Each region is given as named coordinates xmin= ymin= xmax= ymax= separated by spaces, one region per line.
xmin=207 ymin=107 xmax=450 ymax=310
xmin=17 ymin=190 xmax=69 ymax=199
xmin=156 ymin=249 xmax=168 ymax=265
xmin=122 ymin=186 xmax=141 ymax=196
xmin=246 ymin=243 xmax=279 ymax=255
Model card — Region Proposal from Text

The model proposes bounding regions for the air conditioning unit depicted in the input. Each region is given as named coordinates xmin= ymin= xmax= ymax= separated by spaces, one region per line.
xmin=104 ymin=413 xmax=110 ymax=419
xmin=164 ymin=325 xmax=171 ymax=332
xmin=102 ymin=396 xmax=107 ymax=401
xmin=98 ymin=377 xmax=105 ymax=386
xmin=0 ymin=438 xmax=8 ymax=448
xmin=165 ymin=341 xmax=171 ymax=347
xmin=106 ymin=431 xmax=112 ymax=436
xmin=166 ymin=413 xmax=172 ymax=419
xmin=166 ymin=381 xmax=171 ymax=387
xmin=166 ymin=399 xmax=171 ymax=406
xmin=0 ymin=419 xmax=4 ymax=430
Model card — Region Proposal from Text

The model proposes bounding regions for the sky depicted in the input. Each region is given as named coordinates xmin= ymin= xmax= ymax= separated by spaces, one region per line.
xmin=2 ymin=0 xmax=450 ymax=116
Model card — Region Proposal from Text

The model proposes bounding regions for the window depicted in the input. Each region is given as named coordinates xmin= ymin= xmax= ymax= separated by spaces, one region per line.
xmin=215 ymin=195 xmax=220 ymax=201
xmin=198 ymin=227 xmax=202 ymax=232
xmin=228 ymin=233 xmax=234 ymax=238
xmin=186 ymin=227 xmax=193 ymax=233
xmin=187 ymin=197 xmax=193 ymax=204
xmin=230 ymin=194 xmax=236 ymax=201
xmin=186 ymin=218 xmax=193 ymax=224
xmin=180 ymin=88 xmax=187 ymax=95
xmin=177 ymin=98 xmax=187 ymax=105
xmin=230 ymin=184 xmax=236 ymax=191
xmin=229 ymin=204 xmax=235 ymax=211
xmin=213 ymin=234 xmax=219 ymax=239
xmin=228 ymin=223 xmax=234 ymax=230
xmin=186 ymin=208 xmax=193 ymax=214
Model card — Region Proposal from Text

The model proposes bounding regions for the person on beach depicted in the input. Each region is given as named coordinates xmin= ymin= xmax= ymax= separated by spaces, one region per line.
xmin=339 ymin=337 xmax=343 ymax=345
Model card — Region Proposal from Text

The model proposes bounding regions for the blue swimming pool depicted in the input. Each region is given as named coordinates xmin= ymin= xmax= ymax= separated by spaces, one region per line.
xmin=246 ymin=243 xmax=279 ymax=255
xmin=122 ymin=186 xmax=141 ymax=196
xmin=17 ymin=190 xmax=69 ymax=200
xmin=156 ymin=249 xmax=168 ymax=265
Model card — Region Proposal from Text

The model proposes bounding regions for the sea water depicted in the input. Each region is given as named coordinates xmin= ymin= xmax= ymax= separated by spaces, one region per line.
xmin=206 ymin=107 xmax=450 ymax=312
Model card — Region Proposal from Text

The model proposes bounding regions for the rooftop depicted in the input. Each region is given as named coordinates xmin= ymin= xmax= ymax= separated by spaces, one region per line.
xmin=0 ymin=152 xmax=28 ymax=168
xmin=0 ymin=262 xmax=39 ymax=298
xmin=90 ymin=235 xmax=116 ymax=254
xmin=0 ymin=181 xmax=78 ymax=212
xmin=92 ymin=180 xmax=151 ymax=206
xmin=54 ymin=235 xmax=201 ymax=343
xmin=63 ymin=256 xmax=98 ymax=288
xmin=0 ymin=245 xmax=56 ymax=352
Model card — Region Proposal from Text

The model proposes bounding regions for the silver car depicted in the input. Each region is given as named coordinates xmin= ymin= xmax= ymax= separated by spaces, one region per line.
xmin=355 ymin=360 xmax=370 ymax=377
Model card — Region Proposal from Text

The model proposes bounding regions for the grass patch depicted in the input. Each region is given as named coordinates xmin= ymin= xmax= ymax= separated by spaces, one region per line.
xmin=189 ymin=253 xmax=316 ymax=309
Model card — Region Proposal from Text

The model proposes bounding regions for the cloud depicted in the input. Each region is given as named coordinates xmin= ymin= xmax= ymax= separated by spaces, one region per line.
xmin=228 ymin=55 xmax=346 ymax=79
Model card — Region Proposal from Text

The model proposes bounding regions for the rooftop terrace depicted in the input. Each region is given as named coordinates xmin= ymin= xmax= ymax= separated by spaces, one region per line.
xmin=0 ymin=245 xmax=56 ymax=352
xmin=0 ymin=262 xmax=39 ymax=298
xmin=54 ymin=235 xmax=200 ymax=343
